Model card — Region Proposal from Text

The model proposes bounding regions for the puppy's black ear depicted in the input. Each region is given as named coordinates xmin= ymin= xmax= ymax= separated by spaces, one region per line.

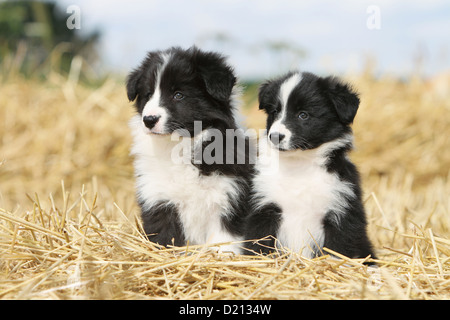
xmin=194 ymin=48 xmax=236 ymax=101
xmin=320 ymin=76 xmax=360 ymax=125
xmin=126 ymin=68 xmax=143 ymax=102
xmin=258 ymin=80 xmax=277 ymax=111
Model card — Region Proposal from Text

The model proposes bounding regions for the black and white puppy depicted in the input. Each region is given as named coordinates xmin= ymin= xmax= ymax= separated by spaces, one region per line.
xmin=245 ymin=71 xmax=376 ymax=260
xmin=126 ymin=47 xmax=253 ymax=254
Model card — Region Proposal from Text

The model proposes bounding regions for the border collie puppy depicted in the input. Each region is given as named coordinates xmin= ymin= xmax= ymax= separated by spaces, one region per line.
xmin=126 ymin=47 xmax=253 ymax=254
xmin=244 ymin=71 xmax=376 ymax=260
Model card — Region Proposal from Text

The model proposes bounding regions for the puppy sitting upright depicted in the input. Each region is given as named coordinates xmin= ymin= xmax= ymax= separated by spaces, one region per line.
xmin=245 ymin=71 xmax=376 ymax=260
xmin=126 ymin=47 xmax=253 ymax=254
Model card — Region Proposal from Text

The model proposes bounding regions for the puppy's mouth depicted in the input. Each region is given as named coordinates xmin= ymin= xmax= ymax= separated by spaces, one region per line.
xmin=268 ymin=140 xmax=291 ymax=152
xmin=148 ymin=130 xmax=170 ymax=136
xmin=278 ymin=144 xmax=311 ymax=152
xmin=271 ymin=145 xmax=296 ymax=152
xmin=268 ymin=138 xmax=311 ymax=152
xmin=141 ymin=123 xmax=170 ymax=136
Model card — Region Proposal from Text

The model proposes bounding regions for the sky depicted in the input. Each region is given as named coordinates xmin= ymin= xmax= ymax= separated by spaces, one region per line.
xmin=57 ymin=0 xmax=450 ymax=80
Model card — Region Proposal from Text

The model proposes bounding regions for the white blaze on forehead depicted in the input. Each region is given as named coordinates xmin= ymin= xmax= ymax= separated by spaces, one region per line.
xmin=142 ymin=53 xmax=172 ymax=133
xmin=268 ymin=73 xmax=302 ymax=149
xmin=279 ymin=72 xmax=302 ymax=110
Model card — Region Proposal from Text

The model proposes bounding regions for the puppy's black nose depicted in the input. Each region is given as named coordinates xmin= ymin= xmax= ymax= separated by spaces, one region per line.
xmin=269 ymin=132 xmax=285 ymax=144
xmin=143 ymin=115 xmax=161 ymax=129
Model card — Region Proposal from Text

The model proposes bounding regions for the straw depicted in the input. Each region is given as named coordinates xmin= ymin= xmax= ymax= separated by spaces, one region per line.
xmin=1 ymin=66 xmax=449 ymax=299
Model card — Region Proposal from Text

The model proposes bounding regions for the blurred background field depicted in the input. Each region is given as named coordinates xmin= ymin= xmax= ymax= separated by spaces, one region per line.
xmin=0 ymin=1 xmax=449 ymax=300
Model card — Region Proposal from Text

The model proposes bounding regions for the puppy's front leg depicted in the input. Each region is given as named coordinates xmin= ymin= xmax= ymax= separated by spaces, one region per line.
xmin=140 ymin=201 xmax=186 ymax=247
xmin=243 ymin=203 xmax=282 ymax=255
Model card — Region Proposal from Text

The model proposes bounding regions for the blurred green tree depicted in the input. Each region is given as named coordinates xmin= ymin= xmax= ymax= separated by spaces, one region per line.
xmin=0 ymin=0 xmax=100 ymax=79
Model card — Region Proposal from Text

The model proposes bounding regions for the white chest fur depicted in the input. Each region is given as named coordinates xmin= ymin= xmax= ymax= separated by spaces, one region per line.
xmin=130 ymin=116 xmax=242 ymax=252
xmin=254 ymin=138 xmax=354 ymax=258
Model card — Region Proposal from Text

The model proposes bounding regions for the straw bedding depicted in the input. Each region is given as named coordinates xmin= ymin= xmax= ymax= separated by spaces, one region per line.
xmin=0 ymin=69 xmax=449 ymax=300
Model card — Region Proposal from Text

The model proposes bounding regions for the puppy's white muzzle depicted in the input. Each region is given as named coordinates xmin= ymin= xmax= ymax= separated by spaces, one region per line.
xmin=142 ymin=98 xmax=168 ymax=135
xmin=268 ymin=120 xmax=291 ymax=150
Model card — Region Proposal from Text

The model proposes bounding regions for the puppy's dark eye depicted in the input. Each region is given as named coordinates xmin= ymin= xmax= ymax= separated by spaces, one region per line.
xmin=173 ymin=92 xmax=184 ymax=100
xmin=298 ymin=112 xmax=309 ymax=120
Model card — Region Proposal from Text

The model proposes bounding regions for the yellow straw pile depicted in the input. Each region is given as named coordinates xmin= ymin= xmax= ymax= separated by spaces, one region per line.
xmin=1 ymin=67 xmax=449 ymax=299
